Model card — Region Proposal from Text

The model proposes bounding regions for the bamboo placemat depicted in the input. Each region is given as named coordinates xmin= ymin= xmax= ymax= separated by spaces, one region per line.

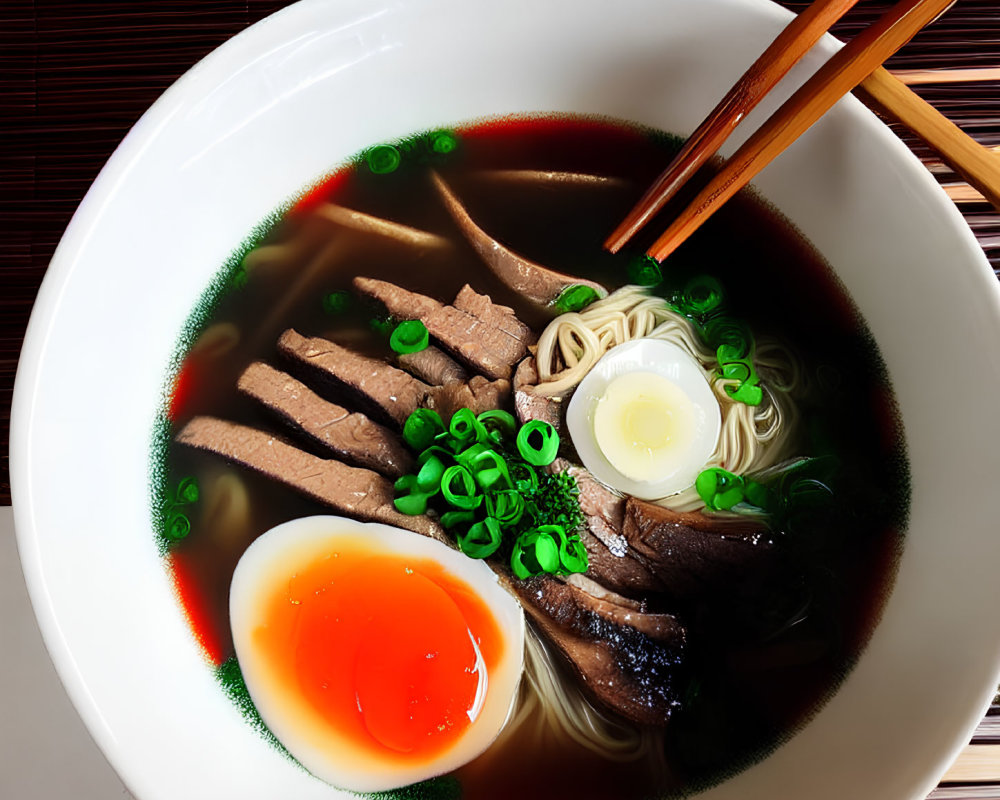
xmin=1 ymin=1 xmax=998 ymax=796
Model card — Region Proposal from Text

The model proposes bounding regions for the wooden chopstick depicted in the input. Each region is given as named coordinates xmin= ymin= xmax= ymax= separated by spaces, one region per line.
xmin=640 ymin=0 xmax=957 ymax=263
xmin=856 ymin=67 xmax=1000 ymax=209
xmin=604 ymin=0 xmax=861 ymax=254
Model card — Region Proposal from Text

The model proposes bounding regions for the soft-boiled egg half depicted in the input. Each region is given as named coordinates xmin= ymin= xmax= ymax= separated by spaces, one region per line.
xmin=566 ymin=339 xmax=721 ymax=500
xmin=229 ymin=515 xmax=525 ymax=793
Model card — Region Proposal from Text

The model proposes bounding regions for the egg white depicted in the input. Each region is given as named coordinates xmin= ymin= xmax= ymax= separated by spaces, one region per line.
xmin=229 ymin=515 xmax=525 ymax=793
xmin=565 ymin=339 xmax=721 ymax=500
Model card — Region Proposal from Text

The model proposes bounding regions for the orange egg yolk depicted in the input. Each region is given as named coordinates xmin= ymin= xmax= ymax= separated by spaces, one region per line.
xmin=255 ymin=547 xmax=504 ymax=761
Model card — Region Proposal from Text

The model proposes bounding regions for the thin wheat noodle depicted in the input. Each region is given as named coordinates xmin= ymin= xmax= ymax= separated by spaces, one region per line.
xmin=504 ymin=627 xmax=662 ymax=763
xmin=533 ymin=285 xmax=801 ymax=511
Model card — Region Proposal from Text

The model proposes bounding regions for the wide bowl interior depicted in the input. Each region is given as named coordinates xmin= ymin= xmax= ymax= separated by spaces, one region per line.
xmin=12 ymin=0 xmax=1000 ymax=798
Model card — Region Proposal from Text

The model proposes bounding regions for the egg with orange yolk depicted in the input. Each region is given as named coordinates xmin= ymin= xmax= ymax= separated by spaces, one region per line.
xmin=566 ymin=339 xmax=721 ymax=500
xmin=229 ymin=515 xmax=524 ymax=792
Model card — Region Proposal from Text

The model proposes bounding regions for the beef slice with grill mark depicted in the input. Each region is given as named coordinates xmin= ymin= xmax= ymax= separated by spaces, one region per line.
xmin=176 ymin=416 xmax=446 ymax=542
xmin=397 ymin=345 xmax=468 ymax=386
xmin=237 ymin=361 xmax=413 ymax=478
xmin=353 ymin=277 xmax=531 ymax=380
xmin=622 ymin=496 xmax=778 ymax=602
xmin=509 ymin=574 xmax=685 ymax=726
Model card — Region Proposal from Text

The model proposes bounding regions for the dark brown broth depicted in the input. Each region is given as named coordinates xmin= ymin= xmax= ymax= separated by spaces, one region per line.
xmin=159 ymin=116 xmax=907 ymax=797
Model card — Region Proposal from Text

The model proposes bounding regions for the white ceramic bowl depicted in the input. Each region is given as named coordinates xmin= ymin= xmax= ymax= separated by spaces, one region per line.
xmin=12 ymin=0 xmax=1000 ymax=798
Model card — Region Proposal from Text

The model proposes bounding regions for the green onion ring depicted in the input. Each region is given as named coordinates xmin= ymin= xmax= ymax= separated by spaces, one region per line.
xmin=457 ymin=517 xmax=503 ymax=559
xmin=403 ymin=408 xmax=444 ymax=451
xmin=516 ymin=420 xmax=560 ymax=466
xmin=389 ymin=319 xmax=430 ymax=354
xmin=441 ymin=465 xmax=482 ymax=510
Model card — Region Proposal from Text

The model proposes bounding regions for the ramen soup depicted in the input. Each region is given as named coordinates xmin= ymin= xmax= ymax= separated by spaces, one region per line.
xmin=153 ymin=116 xmax=909 ymax=800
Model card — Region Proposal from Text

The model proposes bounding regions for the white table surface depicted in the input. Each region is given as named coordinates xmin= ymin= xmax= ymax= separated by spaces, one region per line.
xmin=1 ymin=505 xmax=135 ymax=800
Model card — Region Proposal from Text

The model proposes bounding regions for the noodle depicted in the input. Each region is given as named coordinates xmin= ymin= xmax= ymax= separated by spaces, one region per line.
xmin=505 ymin=625 xmax=666 ymax=769
xmin=533 ymin=285 xmax=802 ymax=511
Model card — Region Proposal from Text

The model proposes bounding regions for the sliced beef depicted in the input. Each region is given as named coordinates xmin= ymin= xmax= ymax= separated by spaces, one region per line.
xmin=622 ymin=497 xmax=778 ymax=602
xmin=237 ymin=361 xmax=413 ymax=478
xmin=353 ymin=277 xmax=530 ymax=380
xmin=279 ymin=329 xmax=434 ymax=426
xmin=512 ymin=356 xmax=563 ymax=432
xmin=431 ymin=171 xmax=607 ymax=308
xmin=397 ymin=345 xmax=468 ymax=385
xmin=176 ymin=416 xmax=445 ymax=542
xmin=452 ymin=284 xmax=535 ymax=353
xmin=279 ymin=329 xmax=509 ymax=427
xmin=431 ymin=374 xmax=511 ymax=418
xmin=509 ymin=574 xmax=685 ymax=726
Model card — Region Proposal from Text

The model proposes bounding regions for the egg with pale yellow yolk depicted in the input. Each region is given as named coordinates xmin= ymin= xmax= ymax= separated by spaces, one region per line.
xmin=566 ymin=339 xmax=721 ymax=500
xmin=229 ymin=515 xmax=524 ymax=793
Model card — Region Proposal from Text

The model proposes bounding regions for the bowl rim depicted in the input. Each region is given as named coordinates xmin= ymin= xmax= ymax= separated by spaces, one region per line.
xmin=11 ymin=0 xmax=1000 ymax=798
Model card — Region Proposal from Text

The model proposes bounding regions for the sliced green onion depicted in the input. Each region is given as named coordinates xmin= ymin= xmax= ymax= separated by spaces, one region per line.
xmin=440 ymin=510 xmax=476 ymax=529
xmin=682 ymin=275 xmax=724 ymax=316
xmin=509 ymin=461 xmax=539 ymax=493
xmin=695 ymin=467 xmax=746 ymax=511
xmin=558 ymin=533 xmax=589 ymax=574
xmin=511 ymin=527 xmax=562 ymax=579
xmin=457 ymin=517 xmax=503 ymax=559
xmin=389 ymin=320 xmax=429 ymax=354
xmin=393 ymin=473 xmax=433 ymax=516
xmin=455 ymin=443 xmax=488 ymax=469
xmin=428 ymin=130 xmax=458 ymax=155
xmin=416 ymin=455 xmax=446 ymax=493
xmin=394 ymin=493 xmax=430 ymax=515
xmin=627 ymin=255 xmax=663 ymax=287
xmin=175 ymin=476 xmax=200 ymax=505
xmin=469 ymin=449 xmax=510 ymax=491
xmin=477 ymin=409 xmax=516 ymax=443
xmin=441 ymin=465 xmax=482 ymax=510
xmin=449 ymin=408 xmax=488 ymax=447
xmin=726 ymin=380 xmax=763 ymax=406
xmin=553 ymin=284 xmax=601 ymax=314
xmin=403 ymin=408 xmax=444 ymax=451
xmin=485 ymin=489 xmax=525 ymax=528
xmin=516 ymin=420 xmax=560 ymax=466
xmin=322 ymin=290 xmax=351 ymax=315
xmin=367 ymin=144 xmax=401 ymax=174
xmin=743 ymin=480 xmax=772 ymax=511
xmin=166 ymin=510 xmax=191 ymax=541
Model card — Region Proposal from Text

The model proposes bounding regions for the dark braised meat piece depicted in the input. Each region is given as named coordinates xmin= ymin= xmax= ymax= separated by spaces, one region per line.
xmin=509 ymin=574 xmax=686 ymax=726
xmin=176 ymin=416 xmax=447 ymax=543
xmin=237 ymin=361 xmax=414 ymax=478
xmin=353 ymin=277 xmax=533 ymax=380
xmin=622 ymin=497 xmax=777 ymax=602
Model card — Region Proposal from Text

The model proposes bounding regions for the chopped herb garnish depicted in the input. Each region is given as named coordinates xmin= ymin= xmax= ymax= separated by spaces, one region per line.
xmin=393 ymin=407 xmax=587 ymax=578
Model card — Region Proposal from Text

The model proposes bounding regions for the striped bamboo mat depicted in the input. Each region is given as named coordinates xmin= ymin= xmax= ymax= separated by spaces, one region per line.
xmin=1 ymin=1 xmax=998 ymax=795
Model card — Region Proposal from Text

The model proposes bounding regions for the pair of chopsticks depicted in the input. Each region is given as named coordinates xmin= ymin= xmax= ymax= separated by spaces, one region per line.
xmin=606 ymin=0 xmax=1000 ymax=261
